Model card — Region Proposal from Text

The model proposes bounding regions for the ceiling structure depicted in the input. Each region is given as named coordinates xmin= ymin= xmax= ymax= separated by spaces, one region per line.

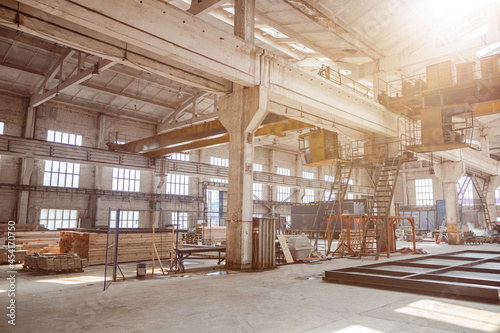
xmin=0 ymin=0 xmax=499 ymax=157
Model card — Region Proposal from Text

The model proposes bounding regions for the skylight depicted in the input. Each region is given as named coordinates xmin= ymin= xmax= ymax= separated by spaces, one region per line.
xmin=462 ymin=24 xmax=488 ymax=41
xmin=259 ymin=27 xmax=288 ymax=39
xmin=476 ymin=41 xmax=500 ymax=58
xmin=288 ymin=43 xmax=315 ymax=53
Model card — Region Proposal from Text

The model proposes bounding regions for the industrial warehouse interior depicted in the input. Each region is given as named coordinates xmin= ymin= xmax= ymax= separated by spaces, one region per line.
xmin=2 ymin=0 xmax=500 ymax=332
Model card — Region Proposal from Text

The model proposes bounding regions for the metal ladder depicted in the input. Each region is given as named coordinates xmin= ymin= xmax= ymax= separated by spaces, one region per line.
xmin=325 ymin=161 xmax=354 ymax=254
xmin=470 ymin=174 xmax=494 ymax=230
xmin=359 ymin=155 xmax=402 ymax=259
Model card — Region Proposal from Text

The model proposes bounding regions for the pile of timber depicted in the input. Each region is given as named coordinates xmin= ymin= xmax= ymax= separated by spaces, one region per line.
xmin=8 ymin=231 xmax=60 ymax=255
xmin=0 ymin=247 xmax=27 ymax=264
xmin=182 ymin=233 xmax=203 ymax=245
xmin=40 ymin=244 xmax=61 ymax=254
xmin=60 ymin=230 xmax=182 ymax=265
xmin=23 ymin=253 xmax=88 ymax=274
xmin=0 ymin=223 xmax=38 ymax=236
xmin=198 ymin=226 xmax=226 ymax=244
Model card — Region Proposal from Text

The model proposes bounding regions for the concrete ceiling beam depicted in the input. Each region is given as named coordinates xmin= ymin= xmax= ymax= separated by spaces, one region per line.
xmin=282 ymin=0 xmax=384 ymax=60
xmin=0 ymin=1 xmax=236 ymax=92
xmin=187 ymin=0 xmax=224 ymax=16
xmin=30 ymin=58 xmax=114 ymax=107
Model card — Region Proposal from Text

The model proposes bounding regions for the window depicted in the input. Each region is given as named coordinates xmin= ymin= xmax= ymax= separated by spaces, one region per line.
xmin=166 ymin=174 xmax=189 ymax=195
xmin=346 ymin=179 xmax=354 ymax=200
xmin=496 ymin=187 xmax=500 ymax=205
xmin=166 ymin=154 xmax=189 ymax=195
xmin=303 ymin=188 xmax=315 ymax=203
xmin=40 ymin=209 xmax=78 ymax=230
xmin=210 ymin=157 xmax=229 ymax=183
xmin=415 ymin=179 xmax=433 ymax=206
xmin=210 ymin=156 xmax=228 ymax=167
xmin=277 ymin=167 xmax=290 ymax=202
xmin=277 ymin=185 xmax=291 ymax=202
xmin=277 ymin=167 xmax=290 ymax=176
xmin=302 ymin=171 xmax=314 ymax=179
xmin=210 ymin=178 xmax=228 ymax=184
xmin=172 ymin=212 xmax=188 ymax=229
xmin=110 ymin=210 xmax=139 ymax=228
xmin=43 ymin=161 xmax=80 ymax=188
xmin=44 ymin=130 xmax=82 ymax=188
xmin=457 ymin=176 xmax=474 ymax=206
xmin=325 ymin=175 xmax=335 ymax=200
xmin=47 ymin=130 xmax=82 ymax=146
xmin=168 ymin=153 xmax=189 ymax=162
xmin=253 ymin=164 xmax=263 ymax=200
xmin=282 ymin=215 xmax=291 ymax=229
xmin=112 ymin=168 xmax=140 ymax=192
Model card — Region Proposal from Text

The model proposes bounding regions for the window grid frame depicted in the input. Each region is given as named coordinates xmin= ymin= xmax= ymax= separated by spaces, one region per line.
xmin=415 ymin=178 xmax=434 ymax=206
xmin=112 ymin=168 xmax=141 ymax=192
xmin=277 ymin=185 xmax=291 ymax=202
xmin=40 ymin=209 xmax=78 ymax=230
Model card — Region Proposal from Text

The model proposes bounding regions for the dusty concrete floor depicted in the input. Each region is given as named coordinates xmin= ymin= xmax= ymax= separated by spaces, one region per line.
xmin=1 ymin=241 xmax=500 ymax=333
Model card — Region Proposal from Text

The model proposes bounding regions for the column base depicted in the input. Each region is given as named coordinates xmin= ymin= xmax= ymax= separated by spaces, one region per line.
xmin=226 ymin=262 xmax=252 ymax=271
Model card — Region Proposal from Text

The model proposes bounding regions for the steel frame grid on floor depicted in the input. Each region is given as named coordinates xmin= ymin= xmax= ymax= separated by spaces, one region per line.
xmin=323 ymin=250 xmax=500 ymax=301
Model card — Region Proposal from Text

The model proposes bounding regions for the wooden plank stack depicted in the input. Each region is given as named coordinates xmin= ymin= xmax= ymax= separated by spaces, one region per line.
xmin=23 ymin=253 xmax=88 ymax=273
xmin=8 ymin=231 xmax=60 ymax=254
xmin=0 ymin=247 xmax=27 ymax=264
xmin=60 ymin=230 xmax=182 ymax=265
xmin=199 ymin=226 xmax=226 ymax=244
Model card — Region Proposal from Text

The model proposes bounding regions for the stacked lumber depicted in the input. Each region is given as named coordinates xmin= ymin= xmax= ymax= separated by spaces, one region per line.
xmin=8 ymin=231 xmax=60 ymax=254
xmin=60 ymin=230 xmax=183 ymax=265
xmin=182 ymin=233 xmax=202 ymax=244
xmin=23 ymin=253 xmax=88 ymax=273
xmin=199 ymin=226 xmax=226 ymax=244
xmin=0 ymin=247 xmax=27 ymax=263
xmin=40 ymin=244 xmax=61 ymax=254
xmin=0 ymin=223 xmax=37 ymax=236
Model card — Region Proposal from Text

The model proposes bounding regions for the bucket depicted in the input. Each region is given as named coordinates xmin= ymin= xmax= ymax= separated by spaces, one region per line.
xmin=137 ymin=263 xmax=147 ymax=279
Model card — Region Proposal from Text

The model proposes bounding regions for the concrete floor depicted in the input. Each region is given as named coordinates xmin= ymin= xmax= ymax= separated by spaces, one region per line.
xmin=2 ymin=241 xmax=500 ymax=333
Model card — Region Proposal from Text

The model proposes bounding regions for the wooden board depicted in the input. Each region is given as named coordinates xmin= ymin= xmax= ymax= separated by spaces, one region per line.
xmin=277 ymin=235 xmax=294 ymax=264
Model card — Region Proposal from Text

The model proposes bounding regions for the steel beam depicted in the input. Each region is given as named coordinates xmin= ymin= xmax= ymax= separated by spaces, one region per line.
xmin=108 ymin=120 xmax=227 ymax=154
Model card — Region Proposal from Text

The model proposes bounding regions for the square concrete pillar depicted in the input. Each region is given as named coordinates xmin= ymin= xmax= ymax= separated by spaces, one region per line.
xmin=219 ymin=85 xmax=268 ymax=270
xmin=435 ymin=161 xmax=465 ymax=244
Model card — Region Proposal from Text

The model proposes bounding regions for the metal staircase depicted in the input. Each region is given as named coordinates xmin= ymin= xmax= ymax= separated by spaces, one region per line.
xmin=470 ymin=175 xmax=494 ymax=230
xmin=359 ymin=155 xmax=402 ymax=259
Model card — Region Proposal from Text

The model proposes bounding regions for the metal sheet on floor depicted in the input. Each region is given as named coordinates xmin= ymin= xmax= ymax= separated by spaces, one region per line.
xmin=323 ymin=250 xmax=500 ymax=301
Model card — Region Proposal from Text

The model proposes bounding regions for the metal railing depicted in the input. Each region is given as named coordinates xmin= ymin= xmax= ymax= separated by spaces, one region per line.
xmin=318 ymin=65 xmax=373 ymax=99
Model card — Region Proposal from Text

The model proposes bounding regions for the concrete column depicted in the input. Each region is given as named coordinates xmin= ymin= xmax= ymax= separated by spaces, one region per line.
xmin=234 ymin=0 xmax=255 ymax=44
xmin=219 ymin=85 xmax=268 ymax=270
xmin=94 ymin=115 xmax=106 ymax=226
xmin=16 ymin=157 xmax=34 ymax=224
xmin=486 ymin=175 xmax=500 ymax=227
xmin=17 ymin=107 xmax=36 ymax=224
xmin=435 ymin=161 xmax=466 ymax=245
xmin=480 ymin=135 xmax=490 ymax=158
